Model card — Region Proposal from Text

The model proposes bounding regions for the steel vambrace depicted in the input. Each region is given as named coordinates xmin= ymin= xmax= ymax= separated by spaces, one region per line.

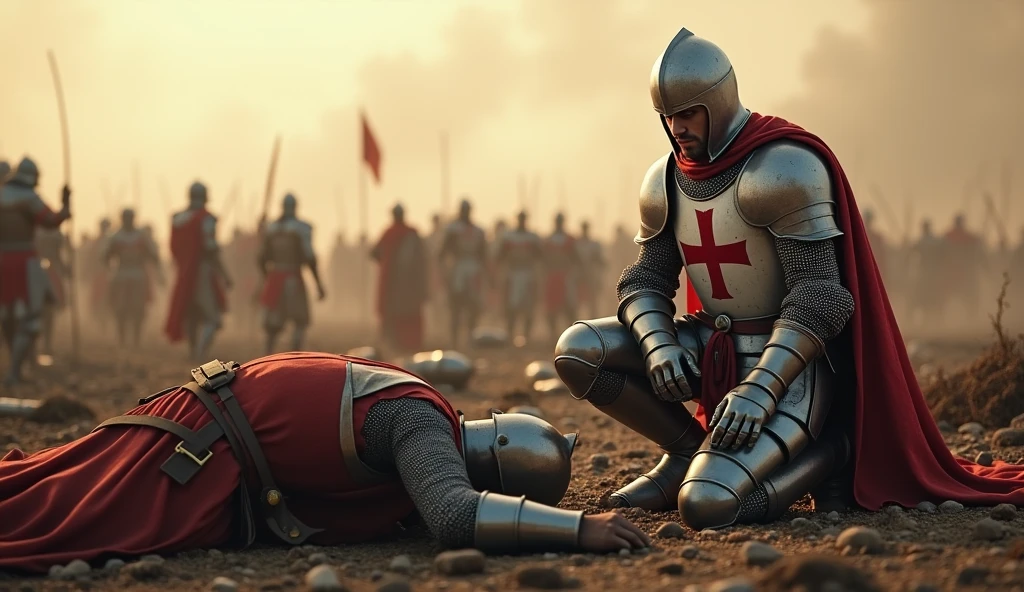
xmin=473 ymin=491 xmax=583 ymax=553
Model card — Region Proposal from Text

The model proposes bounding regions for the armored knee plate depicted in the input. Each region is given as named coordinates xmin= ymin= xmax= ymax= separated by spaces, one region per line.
xmin=553 ymin=321 xmax=608 ymax=399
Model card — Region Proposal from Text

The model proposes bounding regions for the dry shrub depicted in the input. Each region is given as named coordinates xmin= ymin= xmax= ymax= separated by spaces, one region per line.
xmin=923 ymin=274 xmax=1024 ymax=428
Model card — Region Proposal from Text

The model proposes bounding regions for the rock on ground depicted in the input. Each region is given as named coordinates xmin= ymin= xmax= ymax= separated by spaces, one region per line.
xmin=655 ymin=521 xmax=687 ymax=539
xmin=742 ymin=541 xmax=783 ymax=566
xmin=210 ymin=576 xmax=239 ymax=592
xmin=304 ymin=565 xmax=346 ymax=592
xmin=835 ymin=527 xmax=884 ymax=554
xmin=758 ymin=555 xmax=881 ymax=592
xmin=434 ymin=549 xmax=486 ymax=575
xmin=972 ymin=517 xmax=1005 ymax=541
xmin=515 ymin=565 xmax=568 ymax=589
xmin=991 ymin=503 xmax=1018 ymax=521
xmin=388 ymin=554 xmax=412 ymax=574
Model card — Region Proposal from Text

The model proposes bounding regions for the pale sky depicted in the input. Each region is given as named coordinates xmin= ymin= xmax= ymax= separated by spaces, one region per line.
xmin=2 ymin=0 xmax=870 ymax=253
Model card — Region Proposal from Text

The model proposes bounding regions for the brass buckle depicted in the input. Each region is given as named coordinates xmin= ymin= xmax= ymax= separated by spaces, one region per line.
xmin=175 ymin=441 xmax=213 ymax=466
xmin=193 ymin=360 xmax=236 ymax=391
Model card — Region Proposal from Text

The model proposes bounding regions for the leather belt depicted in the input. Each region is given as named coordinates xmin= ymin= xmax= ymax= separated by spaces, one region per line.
xmin=692 ymin=310 xmax=777 ymax=335
xmin=93 ymin=359 xmax=323 ymax=546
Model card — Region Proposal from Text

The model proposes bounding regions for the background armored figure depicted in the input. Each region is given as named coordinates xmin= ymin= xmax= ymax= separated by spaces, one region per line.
xmin=371 ymin=204 xmax=428 ymax=353
xmin=0 ymin=157 xmax=72 ymax=385
xmin=164 ymin=181 xmax=232 ymax=361
xmin=34 ymin=225 xmax=72 ymax=359
xmin=257 ymin=193 xmax=325 ymax=354
xmin=438 ymin=199 xmax=488 ymax=347
xmin=494 ymin=211 xmax=542 ymax=342
xmin=102 ymin=208 xmax=163 ymax=347
xmin=542 ymin=213 xmax=581 ymax=340
xmin=80 ymin=218 xmax=113 ymax=335
xmin=575 ymin=220 xmax=607 ymax=320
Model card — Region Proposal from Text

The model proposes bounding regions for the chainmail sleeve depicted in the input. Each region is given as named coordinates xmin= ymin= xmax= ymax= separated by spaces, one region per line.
xmin=361 ymin=397 xmax=480 ymax=548
xmin=776 ymin=237 xmax=854 ymax=341
xmin=615 ymin=230 xmax=683 ymax=301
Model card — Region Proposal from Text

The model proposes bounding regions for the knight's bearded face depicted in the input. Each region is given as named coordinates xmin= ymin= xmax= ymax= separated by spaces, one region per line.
xmin=666 ymin=106 xmax=710 ymax=162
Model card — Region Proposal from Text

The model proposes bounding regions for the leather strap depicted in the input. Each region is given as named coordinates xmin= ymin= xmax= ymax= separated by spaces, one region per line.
xmin=693 ymin=311 xmax=777 ymax=335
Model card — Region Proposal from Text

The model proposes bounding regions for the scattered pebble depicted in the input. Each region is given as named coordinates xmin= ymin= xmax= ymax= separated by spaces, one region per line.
xmin=139 ymin=554 xmax=164 ymax=564
xmin=308 ymin=553 xmax=329 ymax=566
xmin=434 ymin=549 xmax=486 ymax=575
xmin=991 ymin=503 xmax=1018 ymax=521
xmin=570 ymin=555 xmax=592 ymax=567
xmin=655 ymin=522 xmax=686 ymax=539
xmin=725 ymin=532 xmax=750 ymax=543
xmin=290 ymin=559 xmax=311 ymax=572
xmin=515 ymin=565 xmax=566 ymax=589
xmin=915 ymin=501 xmax=937 ymax=513
xmin=371 ymin=570 xmax=383 ymax=581
xmin=681 ymin=546 xmax=700 ymax=559
xmin=884 ymin=505 xmax=903 ymax=515
xmin=61 ymin=559 xmax=91 ymax=578
xmin=760 ymin=555 xmax=879 ymax=591
xmin=973 ymin=517 xmax=1006 ymax=541
xmin=123 ymin=560 xmax=167 ymax=581
xmin=835 ymin=527 xmax=884 ymax=554
xmin=388 ymin=555 xmax=412 ymax=574
xmin=625 ymin=449 xmax=650 ymax=459
xmin=377 ymin=577 xmax=412 ymax=592
xmin=975 ymin=451 xmax=994 ymax=466
xmin=706 ymin=576 xmax=756 ymax=592
xmin=211 ymin=576 xmax=239 ymax=592
xmin=47 ymin=565 xmax=63 ymax=578
xmin=741 ymin=541 xmax=782 ymax=566
xmin=790 ymin=517 xmax=820 ymax=532
xmin=618 ymin=548 xmax=631 ymax=557
xmin=958 ymin=422 xmax=985 ymax=437
xmin=956 ymin=565 xmax=990 ymax=586
xmin=104 ymin=558 xmax=125 ymax=571
xmin=601 ymin=441 xmax=618 ymax=451
xmin=993 ymin=428 xmax=1024 ymax=447
xmin=826 ymin=511 xmax=841 ymax=523
xmin=304 ymin=565 xmax=345 ymax=592
xmin=911 ymin=583 xmax=939 ymax=592
xmin=208 ymin=549 xmax=224 ymax=560
xmin=589 ymin=454 xmax=610 ymax=472
xmin=937 ymin=500 xmax=964 ymax=513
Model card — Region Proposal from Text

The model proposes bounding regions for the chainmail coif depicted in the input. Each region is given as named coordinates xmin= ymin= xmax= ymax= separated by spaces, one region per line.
xmin=361 ymin=397 xmax=480 ymax=547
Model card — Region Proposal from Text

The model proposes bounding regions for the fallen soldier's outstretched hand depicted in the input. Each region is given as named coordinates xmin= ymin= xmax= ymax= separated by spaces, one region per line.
xmin=578 ymin=511 xmax=652 ymax=552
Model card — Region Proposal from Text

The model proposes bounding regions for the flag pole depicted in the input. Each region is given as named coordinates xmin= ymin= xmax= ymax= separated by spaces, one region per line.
xmin=359 ymin=113 xmax=370 ymax=325
xmin=440 ymin=131 xmax=450 ymax=218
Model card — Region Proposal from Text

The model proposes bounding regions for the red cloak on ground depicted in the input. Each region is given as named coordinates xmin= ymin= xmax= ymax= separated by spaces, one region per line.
xmin=373 ymin=222 xmax=426 ymax=350
xmin=676 ymin=113 xmax=1024 ymax=511
xmin=0 ymin=353 xmax=461 ymax=573
xmin=163 ymin=210 xmax=224 ymax=342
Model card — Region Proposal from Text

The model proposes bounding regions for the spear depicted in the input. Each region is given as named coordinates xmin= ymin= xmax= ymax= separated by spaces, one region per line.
xmin=47 ymin=50 xmax=80 ymax=364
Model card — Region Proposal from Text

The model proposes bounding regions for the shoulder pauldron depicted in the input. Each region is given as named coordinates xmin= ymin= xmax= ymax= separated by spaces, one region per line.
xmin=634 ymin=154 xmax=675 ymax=244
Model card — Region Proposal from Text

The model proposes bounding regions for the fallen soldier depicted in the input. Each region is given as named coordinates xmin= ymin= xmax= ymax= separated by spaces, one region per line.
xmin=0 ymin=353 xmax=650 ymax=573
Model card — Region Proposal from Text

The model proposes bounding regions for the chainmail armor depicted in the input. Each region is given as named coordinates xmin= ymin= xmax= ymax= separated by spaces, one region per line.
xmin=616 ymin=231 xmax=683 ymax=302
xmin=362 ymin=397 xmax=479 ymax=547
xmin=586 ymin=369 xmax=628 ymax=406
xmin=776 ymin=238 xmax=854 ymax=342
xmin=674 ymin=155 xmax=751 ymax=201
xmin=736 ymin=484 xmax=770 ymax=522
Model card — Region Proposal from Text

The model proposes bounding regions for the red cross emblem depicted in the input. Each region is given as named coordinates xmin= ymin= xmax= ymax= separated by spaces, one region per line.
xmin=679 ymin=208 xmax=751 ymax=300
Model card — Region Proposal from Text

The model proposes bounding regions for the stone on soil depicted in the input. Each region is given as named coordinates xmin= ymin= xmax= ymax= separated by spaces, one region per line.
xmin=938 ymin=500 xmax=964 ymax=513
xmin=707 ymin=577 xmax=756 ymax=592
xmin=991 ymin=503 xmax=1018 ymax=521
xmin=304 ymin=565 xmax=346 ymax=592
xmin=993 ymin=428 xmax=1024 ymax=447
xmin=681 ymin=545 xmax=699 ymax=559
xmin=742 ymin=541 xmax=782 ymax=566
xmin=434 ymin=549 xmax=486 ymax=575
xmin=60 ymin=559 xmax=90 ymax=578
xmin=973 ymin=517 xmax=1006 ymax=541
xmin=589 ymin=454 xmax=610 ymax=471
xmin=211 ymin=576 xmax=239 ymax=592
xmin=789 ymin=517 xmax=820 ymax=532
xmin=759 ymin=555 xmax=880 ymax=592
xmin=600 ymin=441 xmax=617 ymax=451
xmin=657 ymin=562 xmax=684 ymax=575
xmin=835 ymin=526 xmax=884 ymax=554
xmin=975 ymin=450 xmax=994 ymax=466
xmin=915 ymin=501 xmax=937 ymax=513
xmin=956 ymin=565 xmax=990 ymax=586
xmin=104 ymin=558 xmax=125 ymax=571
xmin=388 ymin=555 xmax=412 ymax=574
xmin=515 ymin=565 xmax=567 ymax=589
xmin=655 ymin=521 xmax=686 ymax=539
xmin=377 ymin=578 xmax=412 ymax=592
xmin=124 ymin=559 xmax=167 ymax=581
xmin=308 ymin=552 xmax=328 ymax=565
xmin=958 ymin=422 xmax=984 ymax=437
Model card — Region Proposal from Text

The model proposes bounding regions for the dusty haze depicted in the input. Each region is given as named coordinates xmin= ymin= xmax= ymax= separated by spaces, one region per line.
xmin=2 ymin=0 xmax=1019 ymax=253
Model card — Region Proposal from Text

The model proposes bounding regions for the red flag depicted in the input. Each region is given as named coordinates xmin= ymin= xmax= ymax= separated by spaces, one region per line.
xmin=361 ymin=112 xmax=382 ymax=184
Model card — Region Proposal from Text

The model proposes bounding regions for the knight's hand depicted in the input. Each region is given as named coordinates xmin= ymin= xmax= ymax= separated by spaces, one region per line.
xmin=709 ymin=388 xmax=769 ymax=450
xmin=644 ymin=345 xmax=695 ymax=403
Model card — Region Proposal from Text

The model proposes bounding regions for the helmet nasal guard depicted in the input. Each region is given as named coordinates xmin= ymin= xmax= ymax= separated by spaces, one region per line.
xmin=651 ymin=28 xmax=750 ymax=162
xmin=461 ymin=410 xmax=578 ymax=506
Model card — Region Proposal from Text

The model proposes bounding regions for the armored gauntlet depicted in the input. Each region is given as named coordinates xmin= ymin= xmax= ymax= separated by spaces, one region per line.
xmin=473 ymin=491 xmax=583 ymax=553
xmin=710 ymin=319 xmax=825 ymax=449
xmin=618 ymin=291 xmax=699 ymax=402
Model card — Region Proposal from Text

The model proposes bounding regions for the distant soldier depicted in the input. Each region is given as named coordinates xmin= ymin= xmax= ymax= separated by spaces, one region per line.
xmin=943 ymin=213 xmax=985 ymax=317
xmin=165 ymin=181 xmax=232 ymax=361
xmin=328 ymin=232 xmax=349 ymax=309
xmin=542 ymin=213 xmax=581 ymax=339
xmin=495 ymin=211 xmax=542 ymax=341
xmin=910 ymin=219 xmax=946 ymax=329
xmin=86 ymin=218 xmax=113 ymax=334
xmin=103 ymin=208 xmax=163 ymax=346
xmin=575 ymin=221 xmax=607 ymax=319
xmin=225 ymin=227 xmax=260 ymax=332
xmin=371 ymin=204 xmax=428 ymax=352
xmin=257 ymin=193 xmax=325 ymax=354
xmin=438 ymin=199 xmax=488 ymax=347
xmin=424 ymin=213 xmax=447 ymax=338
xmin=34 ymin=226 xmax=72 ymax=357
xmin=0 ymin=157 xmax=71 ymax=384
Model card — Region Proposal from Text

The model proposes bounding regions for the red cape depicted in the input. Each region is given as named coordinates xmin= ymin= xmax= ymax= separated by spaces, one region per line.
xmin=163 ymin=210 xmax=223 ymax=342
xmin=373 ymin=222 xmax=416 ymax=316
xmin=677 ymin=113 xmax=1024 ymax=510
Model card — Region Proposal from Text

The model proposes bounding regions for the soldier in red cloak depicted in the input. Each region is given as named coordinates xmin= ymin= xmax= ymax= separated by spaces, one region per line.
xmin=164 ymin=182 xmax=232 ymax=361
xmin=0 ymin=353 xmax=649 ymax=573
xmin=0 ymin=157 xmax=71 ymax=385
xmin=555 ymin=27 xmax=1024 ymax=530
xmin=542 ymin=213 xmax=582 ymax=340
xmin=371 ymin=204 xmax=428 ymax=352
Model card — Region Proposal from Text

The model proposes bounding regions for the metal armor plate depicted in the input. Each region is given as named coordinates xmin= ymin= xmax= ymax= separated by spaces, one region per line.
xmin=634 ymin=154 xmax=672 ymax=244
xmin=0 ymin=185 xmax=48 ymax=247
xmin=263 ymin=218 xmax=314 ymax=270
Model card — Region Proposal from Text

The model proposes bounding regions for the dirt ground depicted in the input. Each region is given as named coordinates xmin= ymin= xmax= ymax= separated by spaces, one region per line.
xmin=2 ymin=319 xmax=1024 ymax=592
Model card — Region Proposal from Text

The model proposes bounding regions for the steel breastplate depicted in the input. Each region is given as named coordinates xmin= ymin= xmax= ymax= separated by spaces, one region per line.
xmin=672 ymin=157 xmax=786 ymax=320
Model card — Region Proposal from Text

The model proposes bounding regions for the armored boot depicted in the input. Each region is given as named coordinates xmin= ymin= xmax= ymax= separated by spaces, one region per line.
xmin=808 ymin=430 xmax=854 ymax=514
xmin=5 ymin=330 xmax=34 ymax=386
xmin=601 ymin=375 xmax=706 ymax=510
